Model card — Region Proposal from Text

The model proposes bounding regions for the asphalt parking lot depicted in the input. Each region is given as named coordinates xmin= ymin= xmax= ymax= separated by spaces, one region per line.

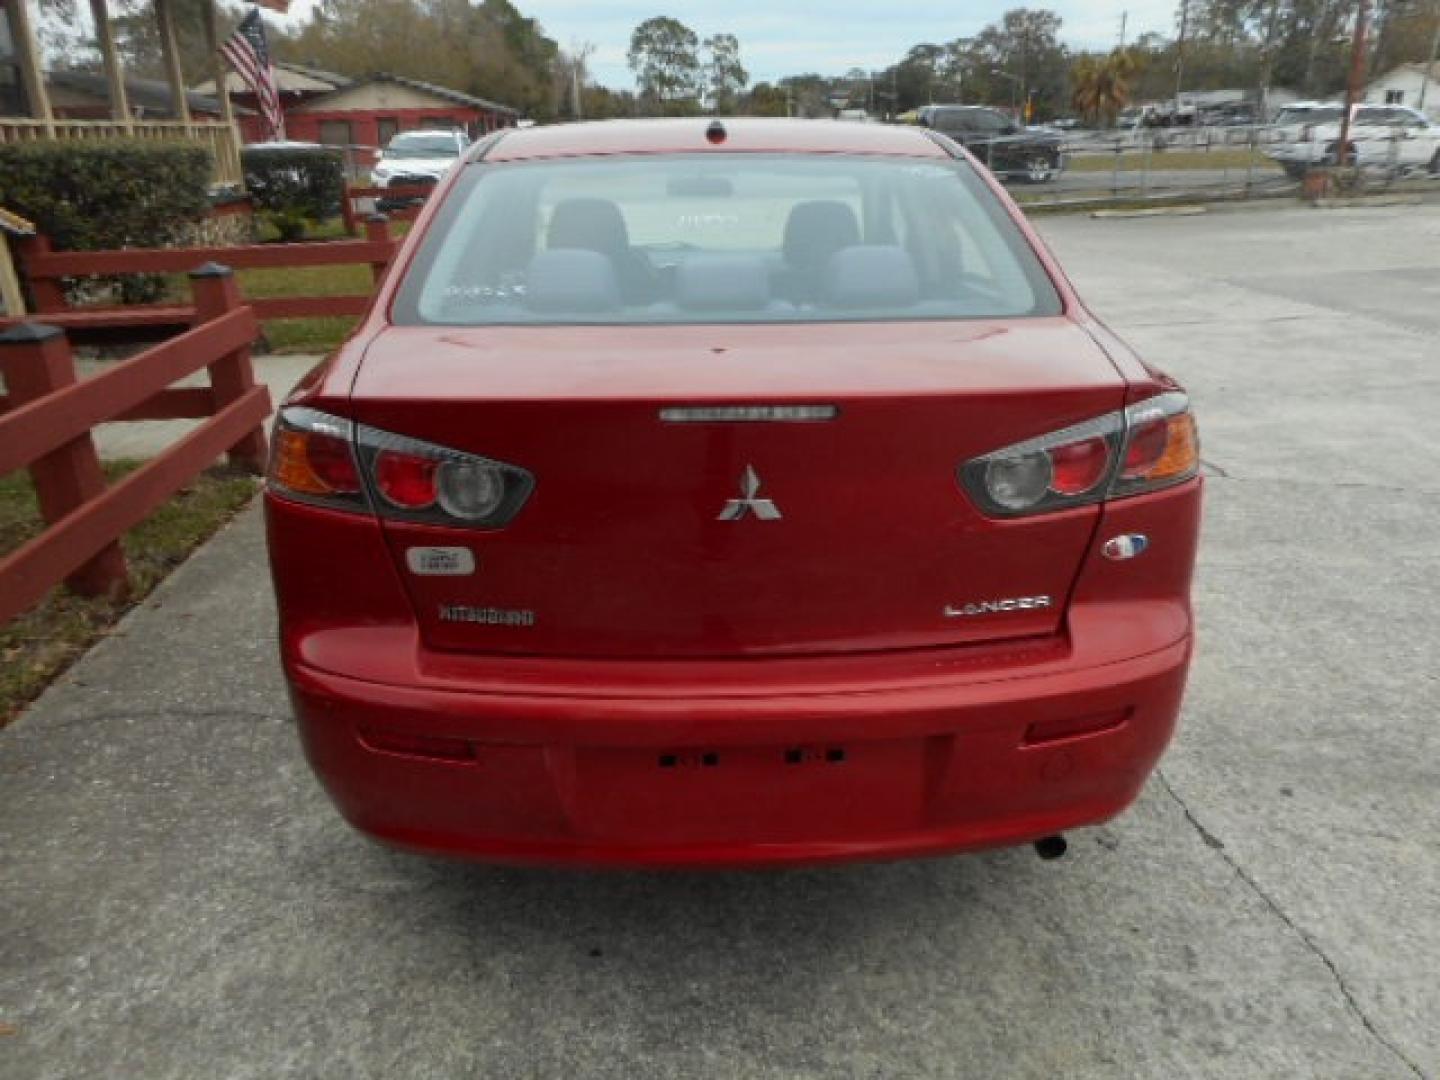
xmin=2 ymin=202 xmax=1437 ymax=1079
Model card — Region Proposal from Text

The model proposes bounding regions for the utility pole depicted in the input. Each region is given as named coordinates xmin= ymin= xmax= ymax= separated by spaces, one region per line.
xmin=1419 ymin=9 xmax=1440 ymax=112
xmin=1175 ymin=0 xmax=1189 ymax=108
xmin=1118 ymin=10 xmax=1128 ymax=49
xmin=568 ymin=41 xmax=594 ymax=121
xmin=1336 ymin=0 xmax=1370 ymax=165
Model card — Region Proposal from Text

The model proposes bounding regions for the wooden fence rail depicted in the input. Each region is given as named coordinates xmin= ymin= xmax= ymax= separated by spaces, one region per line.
xmin=0 ymin=264 xmax=270 ymax=625
xmin=0 ymin=216 xmax=397 ymax=339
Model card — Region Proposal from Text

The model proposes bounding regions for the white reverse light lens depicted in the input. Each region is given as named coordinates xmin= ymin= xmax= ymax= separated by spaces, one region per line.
xmin=437 ymin=461 xmax=505 ymax=520
xmin=985 ymin=452 xmax=1052 ymax=511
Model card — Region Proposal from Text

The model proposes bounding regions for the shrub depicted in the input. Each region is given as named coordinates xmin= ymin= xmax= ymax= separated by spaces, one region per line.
xmin=0 ymin=140 xmax=213 ymax=303
xmin=242 ymin=144 xmax=345 ymax=236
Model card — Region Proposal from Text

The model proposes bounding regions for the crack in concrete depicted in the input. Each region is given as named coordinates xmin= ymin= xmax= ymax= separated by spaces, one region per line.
xmin=1155 ymin=768 xmax=1427 ymax=1079
xmin=1200 ymin=471 xmax=1440 ymax=498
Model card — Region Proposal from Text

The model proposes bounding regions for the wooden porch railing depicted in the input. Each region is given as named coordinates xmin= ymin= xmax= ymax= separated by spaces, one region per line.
xmin=0 ymin=118 xmax=245 ymax=188
xmin=0 ymin=264 xmax=269 ymax=624
xmin=2 ymin=216 xmax=397 ymax=338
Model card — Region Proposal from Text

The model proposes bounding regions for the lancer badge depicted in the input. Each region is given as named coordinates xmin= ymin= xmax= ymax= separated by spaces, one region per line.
xmin=718 ymin=465 xmax=782 ymax=521
xmin=944 ymin=595 xmax=1052 ymax=618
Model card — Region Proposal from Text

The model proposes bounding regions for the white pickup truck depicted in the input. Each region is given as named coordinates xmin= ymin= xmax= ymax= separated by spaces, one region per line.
xmin=1266 ymin=103 xmax=1440 ymax=176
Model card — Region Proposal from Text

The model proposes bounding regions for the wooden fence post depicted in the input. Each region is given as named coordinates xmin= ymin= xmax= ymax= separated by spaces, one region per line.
xmin=365 ymin=214 xmax=392 ymax=285
xmin=188 ymin=263 xmax=268 ymax=473
xmin=341 ymin=189 xmax=358 ymax=238
xmin=16 ymin=234 xmax=67 ymax=314
xmin=0 ymin=323 xmax=128 ymax=598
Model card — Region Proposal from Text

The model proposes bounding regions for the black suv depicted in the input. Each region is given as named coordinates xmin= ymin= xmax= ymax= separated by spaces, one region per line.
xmin=917 ymin=106 xmax=1066 ymax=183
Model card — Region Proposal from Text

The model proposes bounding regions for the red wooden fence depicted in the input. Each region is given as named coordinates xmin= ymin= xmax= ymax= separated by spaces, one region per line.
xmin=1 ymin=216 xmax=398 ymax=339
xmin=0 ymin=264 xmax=270 ymax=624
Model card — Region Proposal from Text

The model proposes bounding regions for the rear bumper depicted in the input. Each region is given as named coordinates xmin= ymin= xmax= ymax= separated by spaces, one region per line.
xmin=287 ymin=629 xmax=1192 ymax=868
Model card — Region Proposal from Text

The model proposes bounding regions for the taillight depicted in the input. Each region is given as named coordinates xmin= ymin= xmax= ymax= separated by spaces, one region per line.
xmin=267 ymin=407 xmax=366 ymax=510
xmin=268 ymin=407 xmax=534 ymax=528
xmin=1112 ymin=393 xmax=1199 ymax=498
xmin=961 ymin=392 xmax=1198 ymax=518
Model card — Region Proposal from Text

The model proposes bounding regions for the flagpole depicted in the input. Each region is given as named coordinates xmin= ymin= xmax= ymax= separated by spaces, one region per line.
xmin=203 ymin=0 xmax=238 ymax=131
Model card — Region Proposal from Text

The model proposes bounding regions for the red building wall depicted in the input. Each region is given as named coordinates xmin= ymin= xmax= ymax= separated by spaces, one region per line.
xmin=233 ymin=95 xmax=513 ymax=170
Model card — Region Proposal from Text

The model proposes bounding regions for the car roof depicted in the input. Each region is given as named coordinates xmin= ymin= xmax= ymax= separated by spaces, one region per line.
xmin=480 ymin=118 xmax=950 ymax=163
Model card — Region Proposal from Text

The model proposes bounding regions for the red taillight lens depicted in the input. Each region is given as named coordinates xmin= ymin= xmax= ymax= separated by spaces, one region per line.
xmin=375 ymin=450 xmax=439 ymax=510
xmin=354 ymin=423 xmax=535 ymax=528
xmin=1049 ymin=436 xmax=1111 ymax=496
xmin=1122 ymin=415 xmax=1169 ymax=476
xmin=961 ymin=392 xmax=1198 ymax=517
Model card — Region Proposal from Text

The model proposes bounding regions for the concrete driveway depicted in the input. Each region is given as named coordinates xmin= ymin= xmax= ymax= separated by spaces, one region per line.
xmin=2 ymin=204 xmax=1437 ymax=1079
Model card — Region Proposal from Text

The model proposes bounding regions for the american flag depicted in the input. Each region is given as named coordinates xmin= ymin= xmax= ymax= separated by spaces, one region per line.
xmin=221 ymin=9 xmax=285 ymax=141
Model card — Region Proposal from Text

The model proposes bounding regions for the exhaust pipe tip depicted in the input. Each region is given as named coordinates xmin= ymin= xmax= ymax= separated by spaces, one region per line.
xmin=1033 ymin=834 xmax=1068 ymax=861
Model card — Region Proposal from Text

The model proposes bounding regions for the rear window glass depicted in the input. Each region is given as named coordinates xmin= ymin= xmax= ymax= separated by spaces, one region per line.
xmin=1277 ymin=106 xmax=1342 ymax=125
xmin=392 ymin=153 xmax=1061 ymax=326
xmin=386 ymin=134 xmax=461 ymax=157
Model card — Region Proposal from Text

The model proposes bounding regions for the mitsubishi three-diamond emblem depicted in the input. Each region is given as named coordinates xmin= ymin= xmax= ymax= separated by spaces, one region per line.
xmin=717 ymin=465 xmax=782 ymax=521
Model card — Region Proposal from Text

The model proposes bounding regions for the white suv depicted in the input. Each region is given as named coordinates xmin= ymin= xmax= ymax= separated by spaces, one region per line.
xmin=1267 ymin=104 xmax=1440 ymax=176
xmin=371 ymin=129 xmax=469 ymax=207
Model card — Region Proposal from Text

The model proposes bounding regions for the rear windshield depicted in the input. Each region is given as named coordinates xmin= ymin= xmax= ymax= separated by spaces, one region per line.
xmin=386 ymin=134 xmax=461 ymax=158
xmin=1276 ymin=106 xmax=1342 ymax=125
xmin=392 ymin=153 xmax=1061 ymax=326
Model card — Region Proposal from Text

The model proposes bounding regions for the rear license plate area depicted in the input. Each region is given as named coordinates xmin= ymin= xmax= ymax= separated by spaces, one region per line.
xmin=572 ymin=739 xmax=928 ymax=845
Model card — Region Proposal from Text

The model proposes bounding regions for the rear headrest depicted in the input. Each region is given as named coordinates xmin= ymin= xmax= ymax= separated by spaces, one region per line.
xmin=824 ymin=246 xmax=921 ymax=309
xmin=782 ymin=200 xmax=861 ymax=272
xmin=547 ymin=197 xmax=631 ymax=258
xmin=674 ymin=255 xmax=771 ymax=311
xmin=525 ymin=249 xmax=621 ymax=314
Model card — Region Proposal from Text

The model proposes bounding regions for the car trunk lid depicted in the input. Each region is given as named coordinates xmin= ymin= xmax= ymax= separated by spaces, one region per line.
xmin=350 ymin=318 xmax=1125 ymax=658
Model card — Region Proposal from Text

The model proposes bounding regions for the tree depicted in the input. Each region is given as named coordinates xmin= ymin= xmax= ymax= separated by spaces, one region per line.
xmin=742 ymin=81 xmax=789 ymax=116
xmin=101 ymin=0 xmax=246 ymax=83
xmin=973 ymin=8 xmax=1069 ymax=117
xmin=703 ymin=33 xmax=748 ymax=112
xmin=282 ymin=0 xmax=562 ymax=120
xmin=1071 ymin=49 xmax=1143 ymax=126
xmin=628 ymin=16 xmax=701 ymax=106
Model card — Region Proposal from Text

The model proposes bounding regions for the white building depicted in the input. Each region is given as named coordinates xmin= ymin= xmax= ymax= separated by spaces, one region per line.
xmin=1366 ymin=63 xmax=1440 ymax=120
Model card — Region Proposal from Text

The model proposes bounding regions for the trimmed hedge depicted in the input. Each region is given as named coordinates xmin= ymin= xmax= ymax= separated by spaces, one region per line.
xmin=0 ymin=140 xmax=213 ymax=303
xmin=0 ymin=140 xmax=212 ymax=250
xmin=242 ymin=144 xmax=345 ymax=238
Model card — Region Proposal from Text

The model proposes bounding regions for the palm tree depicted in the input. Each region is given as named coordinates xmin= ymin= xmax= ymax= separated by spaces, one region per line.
xmin=1071 ymin=49 xmax=1142 ymax=127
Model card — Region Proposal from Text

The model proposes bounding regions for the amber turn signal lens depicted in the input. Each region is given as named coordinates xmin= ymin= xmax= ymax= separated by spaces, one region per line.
xmin=271 ymin=427 xmax=362 ymax=496
xmin=1149 ymin=412 xmax=1199 ymax=482
xmin=1122 ymin=411 xmax=1199 ymax=484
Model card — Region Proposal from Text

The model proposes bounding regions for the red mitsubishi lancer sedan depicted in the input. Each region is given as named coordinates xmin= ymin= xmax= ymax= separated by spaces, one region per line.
xmin=265 ymin=118 xmax=1201 ymax=868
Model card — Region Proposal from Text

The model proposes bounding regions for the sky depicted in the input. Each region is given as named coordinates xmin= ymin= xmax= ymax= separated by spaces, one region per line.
xmin=278 ymin=0 xmax=1181 ymax=89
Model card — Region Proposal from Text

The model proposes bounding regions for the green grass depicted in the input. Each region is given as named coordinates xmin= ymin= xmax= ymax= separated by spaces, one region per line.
xmin=0 ymin=460 xmax=259 ymax=726
xmin=1067 ymin=147 xmax=1271 ymax=172
xmin=239 ymin=260 xmax=372 ymax=353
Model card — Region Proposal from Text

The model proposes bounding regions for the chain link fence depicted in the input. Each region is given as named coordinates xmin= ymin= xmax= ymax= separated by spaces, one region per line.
xmin=1006 ymin=123 xmax=1440 ymax=209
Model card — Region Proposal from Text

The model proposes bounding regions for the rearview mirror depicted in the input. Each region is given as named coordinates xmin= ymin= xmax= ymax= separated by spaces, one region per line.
xmin=667 ymin=176 xmax=734 ymax=197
